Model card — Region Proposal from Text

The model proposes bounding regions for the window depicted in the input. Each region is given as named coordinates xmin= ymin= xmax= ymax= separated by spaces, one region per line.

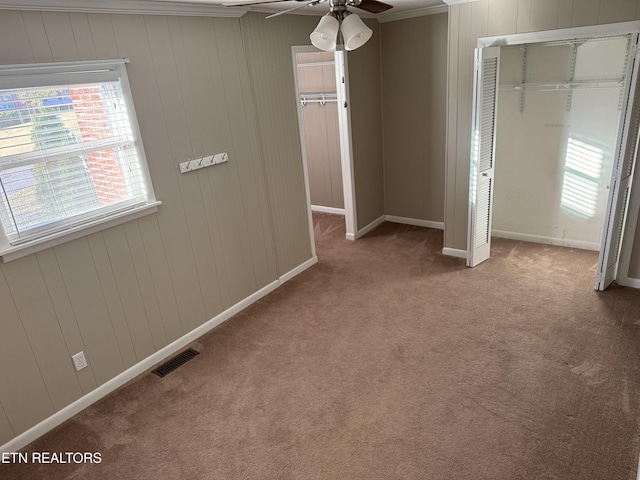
xmin=0 ymin=59 xmax=159 ymax=261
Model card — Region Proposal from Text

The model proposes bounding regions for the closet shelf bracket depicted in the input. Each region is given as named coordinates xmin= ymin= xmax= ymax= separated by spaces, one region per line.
xmin=566 ymin=44 xmax=578 ymax=112
xmin=520 ymin=45 xmax=527 ymax=113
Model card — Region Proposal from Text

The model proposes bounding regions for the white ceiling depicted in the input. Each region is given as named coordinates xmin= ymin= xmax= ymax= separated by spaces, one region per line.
xmin=0 ymin=0 xmax=450 ymax=23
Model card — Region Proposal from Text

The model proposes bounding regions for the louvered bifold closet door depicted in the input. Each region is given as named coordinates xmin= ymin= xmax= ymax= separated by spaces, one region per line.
xmin=596 ymin=35 xmax=640 ymax=290
xmin=467 ymin=47 xmax=500 ymax=267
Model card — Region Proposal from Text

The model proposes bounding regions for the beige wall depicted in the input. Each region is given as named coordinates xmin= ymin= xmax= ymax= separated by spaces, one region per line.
xmin=347 ymin=19 xmax=386 ymax=229
xmin=297 ymin=52 xmax=344 ymax=209
xmin=242 ymin=12 xmax=385 ymax=238
xmin=445 ymin=0 xmax=640 ymax=252
xmin=240 ymin=12 xmax=318 ymax=273
xmin=380 ymin=13 xmax=448 ymax=222
xmin=0 ymin=10 xmax=289 ymax=446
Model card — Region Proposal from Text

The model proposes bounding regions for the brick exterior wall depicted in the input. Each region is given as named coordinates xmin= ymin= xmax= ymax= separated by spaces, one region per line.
xmin=68 ymin=86 xmax=128 ymax=204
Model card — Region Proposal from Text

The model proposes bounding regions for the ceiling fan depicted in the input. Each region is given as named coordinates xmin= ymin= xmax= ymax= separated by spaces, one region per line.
xmin=222 ymin=0 xmax=393 ymax=51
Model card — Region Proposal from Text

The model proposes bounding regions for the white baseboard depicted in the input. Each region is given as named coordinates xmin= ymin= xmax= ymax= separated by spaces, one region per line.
xmin=311 ymin=205 xmax=345 ymax=215
xmin=279 ymin=256 xmax=317 ymax=284
xmin=385 ymin=215 xmax=444 ymax=230
xmin=491 ymin=230 xmax=600 ymax=251
xmin=616 ymin=276 xmax=640 ymax=289
xmin=355 ymin=214 xmax=386 ymax=239
xmin=442 ymin=247 xmax=467 ymax=259
xmin=0 ymin=258 xmax=318 ymax=454
xmin=347 ymin=215 xmax=444 ymax=241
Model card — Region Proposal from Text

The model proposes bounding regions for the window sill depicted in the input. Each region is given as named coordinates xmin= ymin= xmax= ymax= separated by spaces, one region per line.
xmin=0 ymin=201 xmax=162 ymax=263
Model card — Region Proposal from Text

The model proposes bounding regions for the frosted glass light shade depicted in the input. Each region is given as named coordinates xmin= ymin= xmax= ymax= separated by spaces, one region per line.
xmin=341 ymin=13 xmax=372 ymax=51
xmin=310 ymin=14 xmax=340 ymax=52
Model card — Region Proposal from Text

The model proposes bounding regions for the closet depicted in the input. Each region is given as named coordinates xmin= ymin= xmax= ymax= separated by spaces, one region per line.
xmin=295 ymin=51 xmax=344 ymax=214
xmin=493 ymin=36 xmax=629 ymax=250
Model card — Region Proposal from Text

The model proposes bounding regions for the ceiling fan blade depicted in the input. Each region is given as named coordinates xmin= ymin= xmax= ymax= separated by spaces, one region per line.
xmin=350 ymin=0 xmax=393 ymax=13
xmin=265 ymin=0 xmax=325 ymax=18
xmin=222 ymin=0 xmax=289 ymax=6
xmin=265 ymin=2 xmax=312 ymax=18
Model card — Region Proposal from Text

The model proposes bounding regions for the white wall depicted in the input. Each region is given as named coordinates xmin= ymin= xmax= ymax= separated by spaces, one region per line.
xmin=493 ymin=38 xmax=626 ymax=249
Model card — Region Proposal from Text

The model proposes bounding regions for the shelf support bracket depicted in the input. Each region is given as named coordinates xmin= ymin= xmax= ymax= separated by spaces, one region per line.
xmin=520 ymin=45 xmax=527 ymax=113
xmin=566 ymin=44 xmax=578 ymax=112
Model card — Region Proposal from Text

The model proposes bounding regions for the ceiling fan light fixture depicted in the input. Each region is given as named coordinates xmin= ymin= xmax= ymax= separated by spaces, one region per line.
xmin=340 ymin=12 xmax=372 ymax=51
xmin=310 ymin=13 xmax=340 ymax=52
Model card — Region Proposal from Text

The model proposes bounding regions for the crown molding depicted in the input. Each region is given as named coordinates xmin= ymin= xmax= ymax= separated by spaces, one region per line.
xmin=0 ymin=0 xmax=248 ymax=17
xmin=441 ymin=0 xmax=478 ymax=4
xmin=377 ymin=4 xmax=447 ymax=23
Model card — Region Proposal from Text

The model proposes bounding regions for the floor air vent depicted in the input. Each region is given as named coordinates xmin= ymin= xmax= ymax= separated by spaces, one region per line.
xmin=152 ymin=348 xmax=200 ymax=377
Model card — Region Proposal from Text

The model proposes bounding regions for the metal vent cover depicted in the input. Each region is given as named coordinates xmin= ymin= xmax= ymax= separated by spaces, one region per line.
xmin=152 ymin=348 xmax=200 ymax=378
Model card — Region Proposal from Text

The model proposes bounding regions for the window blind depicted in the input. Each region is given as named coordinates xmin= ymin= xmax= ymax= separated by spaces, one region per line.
xmin=0 ymin=79 xmax=147 ymax=244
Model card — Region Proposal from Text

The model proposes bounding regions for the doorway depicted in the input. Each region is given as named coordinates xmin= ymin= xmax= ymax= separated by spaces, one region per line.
xmin=292 ymin=46 xmax=357 ymax=245
xmin=296 ymin=51 xmax=344 ymax=214
xmin=494 ymin=37 xmax=627 ymax=250
xmin=467 ymin=22 xmax=640 ymax=291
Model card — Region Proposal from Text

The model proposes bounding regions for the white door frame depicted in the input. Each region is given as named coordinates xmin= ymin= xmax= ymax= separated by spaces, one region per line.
xmin=291 ymin=46 xmax=357 ymax=246
xmin=617 ymin=151 xmax=640 ymax=288
xmin=595 ymin=33 xmax=640 ymax=290
xmin=469 ymin=21 xmax=640 ymax=289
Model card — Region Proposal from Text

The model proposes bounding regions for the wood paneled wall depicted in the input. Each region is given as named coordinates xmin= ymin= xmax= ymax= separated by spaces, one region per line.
xmin=240 ymin=12 xmax=318 ymax=274
xmin=0 ymin=10 xmax=282 ymax=445
xmin=380 ymin=13 xmax=448 ymax=223
xmin=347 ymin=19 xmax=386 ymax=229
xmin=445 ymin=0 xmax=640 ymax=251
xmin=241 ymin=12 xmax=385 ymax=236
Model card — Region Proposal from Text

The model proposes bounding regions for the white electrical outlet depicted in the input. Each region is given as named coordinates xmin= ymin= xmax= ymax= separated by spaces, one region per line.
xmin=72 ymin=351 xmax=88 ymax=372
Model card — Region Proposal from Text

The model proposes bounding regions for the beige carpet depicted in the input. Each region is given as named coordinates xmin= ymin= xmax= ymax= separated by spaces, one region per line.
xmin=3 ymin=212 xmax=640 ymax=480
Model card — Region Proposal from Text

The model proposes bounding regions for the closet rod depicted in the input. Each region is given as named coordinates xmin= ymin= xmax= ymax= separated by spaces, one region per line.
xmin=501 ymin=34 xmax=631 ymax=50
xmin=301 ymin=99 xmax=338 ymax=105
xmin=300 ymin=92 xmax=338 ymax=106
xmin=297 ymin=61 xmax=335 ymax=68
xmin=300 ymin=92 xmax=337 ymax=98
xmin=501 ymin=80 xmax=623 ymax=93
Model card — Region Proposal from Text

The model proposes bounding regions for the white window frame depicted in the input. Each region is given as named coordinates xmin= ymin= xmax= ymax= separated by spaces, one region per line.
xmin=0 ymin=59 xmax=160 ymax=262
